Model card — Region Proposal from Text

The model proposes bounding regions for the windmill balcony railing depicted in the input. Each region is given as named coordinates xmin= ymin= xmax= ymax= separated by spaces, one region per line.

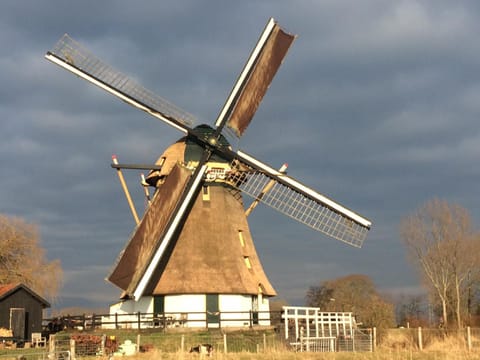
xmin=43 ymin=310 xmax=280 ymax=332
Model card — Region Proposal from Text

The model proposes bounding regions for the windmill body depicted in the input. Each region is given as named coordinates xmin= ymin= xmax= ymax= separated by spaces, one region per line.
xmin=45 ymin=18 xmax=372 ymax=328
xmin=108 ymin=126 xmax=276 ymax=326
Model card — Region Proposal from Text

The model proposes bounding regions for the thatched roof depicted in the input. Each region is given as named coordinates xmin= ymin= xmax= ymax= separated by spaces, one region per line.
xmin=147 ymin=183 xmax=276 ymax=296
xmin=144 ymin=139 xmax=187 ymax=187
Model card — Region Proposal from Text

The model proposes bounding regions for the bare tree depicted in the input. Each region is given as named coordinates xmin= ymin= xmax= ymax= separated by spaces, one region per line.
xmin=449 ymin=234 xmax=480 ymax=327
xmin=306 ymin=274 xmax=395 ymax=328
xmin=400 ymin=198 xmax=478 ymax=329
xmin=305 ymin=284 xmax=334 ymax=309
xmin=0 ymin=214 xmax=63 ymax=300
xmin=397 ymin=294 xmax=429 ymax=327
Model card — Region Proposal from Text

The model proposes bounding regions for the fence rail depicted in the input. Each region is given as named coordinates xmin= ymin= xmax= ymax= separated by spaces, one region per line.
xmin=380 ymin=326 xmax=480 ymax=352
xmin=44 ymin=310 xmax=280 ymax=331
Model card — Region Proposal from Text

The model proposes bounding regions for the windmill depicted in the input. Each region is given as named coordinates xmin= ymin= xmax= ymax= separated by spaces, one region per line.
xmin=45 ymin=18 xmax=371 ymax=327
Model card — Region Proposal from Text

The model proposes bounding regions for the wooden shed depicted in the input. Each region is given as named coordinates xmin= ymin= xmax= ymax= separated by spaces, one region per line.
xmin=0 ymin=283 xmax=50 ymax=341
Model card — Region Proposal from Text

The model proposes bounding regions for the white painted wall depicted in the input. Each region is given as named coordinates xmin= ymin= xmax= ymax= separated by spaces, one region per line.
xmin=219 ymin=294 xmax=253 ymax=327
xmin=110 ymin=297 xmax=153 ymax=314
xmin=257 ymin=294 xmax=271 ymax=326
xmin=165 ymin=294 xmax=205 ymax=328
xmin=104 ymin=297 xmax=153 ymax=329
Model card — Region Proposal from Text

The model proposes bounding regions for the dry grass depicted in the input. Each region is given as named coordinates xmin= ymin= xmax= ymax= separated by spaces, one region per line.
xmin=5 ymin=328 xmax=478 ymax=359
xmin=80 ymin=328 xmax=480 ymax=360
xmin=110 ymin=348 xmax=480 ymax=360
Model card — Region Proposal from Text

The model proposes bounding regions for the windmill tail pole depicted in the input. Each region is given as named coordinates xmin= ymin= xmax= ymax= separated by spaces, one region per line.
xmin=141 ymin=173 xmax=152 ymax=206
xmin=245 ymin=163 xmax=288 ymax=217
xmin=112 ymin=155 xmax=140 ymax=225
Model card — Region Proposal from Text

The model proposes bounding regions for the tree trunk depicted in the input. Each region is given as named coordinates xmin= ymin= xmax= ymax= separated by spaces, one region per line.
xmin=441 ymin=298 xmax=448 ymax=328
xmin=455 ymin=276 xmax=462 ymax=329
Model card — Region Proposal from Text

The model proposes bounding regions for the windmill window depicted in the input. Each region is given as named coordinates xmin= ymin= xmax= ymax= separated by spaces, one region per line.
xmin=258 ymin=283 xmax=264 ymax=294
xmin=258 ymin=284 xmax=267 ymax=304
xmin=238 ymin=230 xmax=245 ymax=247
xmin=202 ymin=185 xmax=210 ymax=201
xmin=244 ymin=256 xmax=251 ymax=269
xmin=158 ymin=157 xmax=166 ymax=167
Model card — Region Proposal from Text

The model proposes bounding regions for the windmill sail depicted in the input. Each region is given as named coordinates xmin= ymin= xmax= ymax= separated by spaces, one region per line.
xmin=108 ymin=164 xmax=192 ymax=293
xmin=215 ymin=18 xmax=296 ymax=137
xmin=132 ymin=162 xmax=208 ymax=300
xmin=227 ymin=150 xmax=371 ymax=248
xmin=45 ymin=35 xmax=195 ymax=133
xmin=46 ymin=18 xmax=373 ymax=305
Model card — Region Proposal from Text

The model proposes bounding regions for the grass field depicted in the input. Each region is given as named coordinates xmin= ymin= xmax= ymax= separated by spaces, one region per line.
xmin=1 ymin=342 xmax=480 ymax=359
xmin=112 ymin=329 xmax=480 ymax=359
xmin=2 ymin=328 xmax=480 ymax=359
xmin=2 ymin=349 xmax=480 ymax=360
xmin=118 ymin=349 xmax=480 ymax=359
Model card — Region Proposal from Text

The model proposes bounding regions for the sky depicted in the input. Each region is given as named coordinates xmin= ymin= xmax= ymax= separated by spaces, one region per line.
xmin=1 ymin=0 xmax=480 ymax=310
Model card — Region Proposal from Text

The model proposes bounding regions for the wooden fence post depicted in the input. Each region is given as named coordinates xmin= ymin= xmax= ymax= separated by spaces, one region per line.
xmin=372 ymin=327 xmax=377 ymax=352
xmin=223 ymin=333 xmax=228 ymax=354
xmin=299 ymin=327 xmax=304 ymax=352
xmin=181 ymin=335 xmax=185 ymax=352
xmin=49 ymin=334 xmax=56 ymax=357
xmin=467 ymin=326 xmax=472 ymax=352
xmin=101 ymin=334 xmax=106 ymax=356
xmin=263 ymin=332 xmax=266 ymax=352
xmin=70 ymin=338 xmax=76 ymax=360
xmin=137 ymin=311 xmax=141 ymax=330
xmin=418 ymin=327 xmax=423 ymax=351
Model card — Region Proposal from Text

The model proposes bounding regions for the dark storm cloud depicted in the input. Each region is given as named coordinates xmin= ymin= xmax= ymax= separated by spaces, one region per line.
xmin=1 ymin=0 xmax=480 ymax=308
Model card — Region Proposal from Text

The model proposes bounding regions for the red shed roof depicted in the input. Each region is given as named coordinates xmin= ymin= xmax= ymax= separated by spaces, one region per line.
xmin=0 ymin=283 xmax=50 ymax=308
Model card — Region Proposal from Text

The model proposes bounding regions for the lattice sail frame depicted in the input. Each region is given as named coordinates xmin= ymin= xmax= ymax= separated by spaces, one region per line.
xmin=226 ymin=163 xmax=368 ymax=248
xmin=48 ymin=34 xmax=196 ymax=128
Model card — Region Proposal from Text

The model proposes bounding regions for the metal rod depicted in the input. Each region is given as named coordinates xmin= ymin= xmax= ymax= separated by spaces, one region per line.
xmin=112 ymin=155 xmax=140 ymax=225
xmin=111 ymin=163 xmax=163 ymax=170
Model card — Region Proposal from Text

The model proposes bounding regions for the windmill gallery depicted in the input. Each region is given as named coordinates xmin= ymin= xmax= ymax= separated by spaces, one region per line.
xmin=45 ymin=18 xmax=372 ymax=327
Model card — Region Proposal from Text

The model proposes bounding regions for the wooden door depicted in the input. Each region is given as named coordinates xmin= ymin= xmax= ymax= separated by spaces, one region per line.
xmin=10 ymin=308 xmax=25 ymax=340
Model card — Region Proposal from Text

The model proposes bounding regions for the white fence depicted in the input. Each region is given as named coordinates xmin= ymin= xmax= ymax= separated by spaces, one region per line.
xmin=283 ymin=306 xmax=373 ymax=352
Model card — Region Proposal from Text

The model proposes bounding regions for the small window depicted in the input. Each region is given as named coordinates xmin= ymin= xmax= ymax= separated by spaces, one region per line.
xmin=238 ymin=230 xmax=245 ymax=247
xmin=202 ymin=186 xmax=210 ymax=201
xmin=244 ymin=256 xmax=251 ymax=269
xmin=258 ymin=283 xmax=265 ymax=294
